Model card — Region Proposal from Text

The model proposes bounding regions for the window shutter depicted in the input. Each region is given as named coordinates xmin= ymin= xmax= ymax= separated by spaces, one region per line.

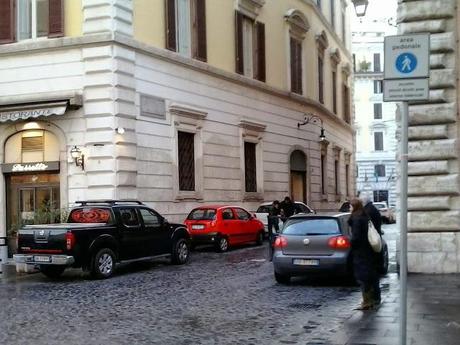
xmin=48 ymin=0 xmax=63 ymax=38
xmin=165 ymin=0 xmax=176 ymax=51
xmin=178 ymin=131 xmax=195 ymax=191
xmin=195 ymin=0 xmax=207 ymax=61
xmin=235 ymin=11 xmax=244 ymax=75
xmin=0 ymin=0 xmax=15 ymax=44
xmin=255 ymin=22 xmax=265 ymax=82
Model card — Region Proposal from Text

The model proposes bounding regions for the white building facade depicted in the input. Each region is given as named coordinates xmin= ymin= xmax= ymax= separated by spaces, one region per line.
xmin=352 ymin=7 xmax=398 ymax=206
xmin=0 ymin=0 xmax=356 ymax=261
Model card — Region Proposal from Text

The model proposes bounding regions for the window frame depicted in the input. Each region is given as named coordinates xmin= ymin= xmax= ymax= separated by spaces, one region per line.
xmin=374 ymin=103 xmax=383 ymax=120
xmin=375 ymin=164 xmax=386 ymax=178
xmin=374 ymin=131 xmax=384 ymax=151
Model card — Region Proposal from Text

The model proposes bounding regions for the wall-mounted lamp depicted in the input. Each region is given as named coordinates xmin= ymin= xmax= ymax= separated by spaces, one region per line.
xmin=297 ymin=113 xmax=326 ymax=142
xmin=116 ymin=127 xmax=125 ymax=135
xmin=70 ymin=146 xmax=85 ymax=170
xmin=351 ymin=0 xmax=369 ymax=17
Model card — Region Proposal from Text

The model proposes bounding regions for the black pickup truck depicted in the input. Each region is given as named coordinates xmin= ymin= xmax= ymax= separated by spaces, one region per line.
xmin=14 ymin=200 xmax=190 ymax=279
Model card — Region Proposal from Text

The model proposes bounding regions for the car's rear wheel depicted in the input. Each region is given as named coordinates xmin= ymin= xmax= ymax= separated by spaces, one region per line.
xmin=40 ymin=265 xmax=66 ymax=279
xmin=256 ymin=231 xmax=264 ymax=246
xmin=171 ymin=238 xmax=190 ymax=265
xmin=215 ymin=236 xmax=229 ymax=252
xmin=91 ymin=248 xmax=116 ymax=279
xmin=274 ymin=272 xmax=290 ymax=284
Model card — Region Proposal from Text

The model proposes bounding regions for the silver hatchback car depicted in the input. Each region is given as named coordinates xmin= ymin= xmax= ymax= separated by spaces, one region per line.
xmin=272 ymin=212 xmax=388 ymax=284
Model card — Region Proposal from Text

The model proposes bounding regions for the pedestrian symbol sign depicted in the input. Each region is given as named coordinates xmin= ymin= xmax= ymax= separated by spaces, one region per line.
xmin=396 ymin=53 xmax=417 ymax=74
xmin=384 ymin=34 xmax=429 ymax=80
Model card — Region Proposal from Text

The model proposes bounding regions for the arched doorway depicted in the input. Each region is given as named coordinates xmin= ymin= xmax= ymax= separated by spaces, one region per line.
xmin=3 ymin=130 xmax=61 ymax=254
xmin=290 ymin=150 xmax=307 ymax=203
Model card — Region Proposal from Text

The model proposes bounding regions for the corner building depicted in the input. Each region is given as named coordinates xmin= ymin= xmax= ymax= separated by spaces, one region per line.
xmin=397 ymin=0 xmax=460 ymax=273
xmin=0 ymin=0 xmax=355 ymax=258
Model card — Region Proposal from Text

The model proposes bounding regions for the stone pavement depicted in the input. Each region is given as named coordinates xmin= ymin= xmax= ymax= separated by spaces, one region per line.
xmin=328 ymin=273 xmax=460 ymax=345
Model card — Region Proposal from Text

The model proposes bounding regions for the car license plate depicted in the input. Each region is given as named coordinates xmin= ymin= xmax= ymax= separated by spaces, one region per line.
xmin=293 ymin=259 xmax=319 ymax=266
xmin=192 ymin=224 xmax=205 ymax=230
xmin=34 ymin=256 xmax=51 ymax=263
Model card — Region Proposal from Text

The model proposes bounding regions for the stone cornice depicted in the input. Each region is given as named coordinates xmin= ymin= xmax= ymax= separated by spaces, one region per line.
xmin=0 ymin=33 xmax=353 ymax=134
xmin=316 ymin=30 xmax=329 ymax=51
xmin=239 ymin=119 xmax=267 ymax=132
xmin=285 ymin=9 xmax=311 ymax=39
xmin=169 ymin=103 xmax=208 ymax=120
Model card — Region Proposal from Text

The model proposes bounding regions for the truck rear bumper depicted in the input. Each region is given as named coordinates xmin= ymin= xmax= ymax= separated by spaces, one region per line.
xmin=13 ymin=254 xmax=75 ymax=266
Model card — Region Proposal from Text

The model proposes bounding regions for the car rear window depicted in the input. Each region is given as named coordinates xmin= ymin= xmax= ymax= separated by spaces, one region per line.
xmin=68 ymin=208 xmax=113 ymax=224
xmin=187 ymin=209 xmax=217 ymax=220
xmin=256 ymin=205 xmax=272 ymax=213
xmin=282 ymin=218 xmax=340 ymax=236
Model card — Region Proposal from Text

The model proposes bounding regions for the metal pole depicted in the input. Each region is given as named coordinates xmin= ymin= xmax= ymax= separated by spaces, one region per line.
xmin=399 ymin=101 xmax=408 ymax=345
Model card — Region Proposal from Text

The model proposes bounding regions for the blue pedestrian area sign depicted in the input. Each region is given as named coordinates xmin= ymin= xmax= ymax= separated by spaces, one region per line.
xmin=384 ymin=33 xmax=430 ymax=101
xmin=384 ymin=34 xmax=429 ymax=79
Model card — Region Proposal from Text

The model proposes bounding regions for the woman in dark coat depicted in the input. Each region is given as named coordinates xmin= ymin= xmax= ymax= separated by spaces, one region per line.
xmin=348 ymin=198 xmax=377 ymax=310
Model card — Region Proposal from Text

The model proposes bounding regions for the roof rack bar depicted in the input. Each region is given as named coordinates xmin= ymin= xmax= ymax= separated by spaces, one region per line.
xmin=74 ymin=200 xmax=144 ymax=206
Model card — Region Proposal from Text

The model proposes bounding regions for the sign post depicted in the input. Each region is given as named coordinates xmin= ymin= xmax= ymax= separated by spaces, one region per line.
xmin=383 ymin=33 xmax=430 ymax=345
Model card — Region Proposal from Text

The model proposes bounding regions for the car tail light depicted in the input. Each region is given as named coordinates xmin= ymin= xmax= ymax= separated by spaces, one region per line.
xmin=328 ymin=235 xmax=350 ymax=249
xmin=66 ymin=232 xmax=76 ymax=250
xmin=273 ymin=236 xmax=288 ymax=249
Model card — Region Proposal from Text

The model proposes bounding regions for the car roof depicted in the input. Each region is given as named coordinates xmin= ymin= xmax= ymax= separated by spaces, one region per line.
xmin=258 ymin=201 xmax=309 ymax=206
xmin=190 ymin=205 xmax=248 ymax=210
xmin=289 ymin=212 xmax=350 ymax=219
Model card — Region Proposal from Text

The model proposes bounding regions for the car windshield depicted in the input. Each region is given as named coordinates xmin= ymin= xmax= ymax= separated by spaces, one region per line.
xmin=374 ymin=203 xmax=386 ymax=209
xmin=256 ymin=205 xmax=272 ymax=213
xmin=282 ymin=218 xmax=340 ymax=236
xmin=68 ymin=208 xmax=113 ymax=224
xmin=187 ymin=208 xmax=217 ymax=220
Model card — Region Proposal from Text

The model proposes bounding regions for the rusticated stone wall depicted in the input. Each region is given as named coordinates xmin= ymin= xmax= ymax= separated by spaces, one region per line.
xmin=398 ymin=0 xmax=460 ymax=273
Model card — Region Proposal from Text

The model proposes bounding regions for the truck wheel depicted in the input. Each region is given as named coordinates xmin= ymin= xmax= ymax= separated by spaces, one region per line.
xmin=171 ymin=238 xmax=190 ymax=265
xmin=40 ymin=265 xmax=66 ymax=279
xmin=91 ymin=248 xmax=116 ymax=279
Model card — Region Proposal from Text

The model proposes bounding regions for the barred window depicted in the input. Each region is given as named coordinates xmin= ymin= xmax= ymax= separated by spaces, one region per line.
xmin=178 ymin=131 xmax=195 ymax=191
xmin=244 ymin=142 xmax=257 ymax=192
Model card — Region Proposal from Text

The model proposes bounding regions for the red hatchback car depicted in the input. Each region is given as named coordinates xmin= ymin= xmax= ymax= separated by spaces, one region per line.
xmin=184 ymin=205 xmax=265 ymax=252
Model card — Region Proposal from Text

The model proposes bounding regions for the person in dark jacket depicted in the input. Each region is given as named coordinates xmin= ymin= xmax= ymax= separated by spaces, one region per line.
xmin=361 ymin=194 xmax=383 ymax=304
xmin=280 ymin=196 xmax=295 ymax=222
xmin=348 ymin=198 xmax=377 ymax=310
xmin=268 ymin=200 xmax=281 ymax=261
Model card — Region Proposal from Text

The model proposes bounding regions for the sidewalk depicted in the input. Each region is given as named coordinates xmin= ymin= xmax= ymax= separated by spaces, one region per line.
xmin=328 ymin=273 xmax=460 ymax=345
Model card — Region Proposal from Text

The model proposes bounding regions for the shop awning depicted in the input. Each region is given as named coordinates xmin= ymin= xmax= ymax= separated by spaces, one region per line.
xmin=0 ymin=91 xmax=82 ymax=123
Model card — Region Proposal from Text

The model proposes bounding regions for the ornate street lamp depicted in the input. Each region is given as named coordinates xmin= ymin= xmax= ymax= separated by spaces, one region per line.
xmin=351 ymin=0 xmax=369 ymax=17
xmin=70 ymin=146 xmax=85 ymax=170
xmin=297 ymin=113 xmax=326 ymax=142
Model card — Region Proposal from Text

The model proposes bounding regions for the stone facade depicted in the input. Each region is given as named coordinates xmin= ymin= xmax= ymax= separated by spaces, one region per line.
xmin=398 ymin=0 xmax=460 ymax=273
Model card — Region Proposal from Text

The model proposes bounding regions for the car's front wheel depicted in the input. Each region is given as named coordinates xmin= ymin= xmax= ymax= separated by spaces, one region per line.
xmin=215 ymin=236 xmax=229 ymax=252
xmin=171 ymin=238 xmax=190 ymax=265
xmin=255 ymin=231 xmax=264 ymax=246
xmin=274 ymin=272 xmax=291 ymax=284
xmin=91 ymin=248 xmax=116 ymax=279
xmin=40 ymin=265 xmax=66 ymax=279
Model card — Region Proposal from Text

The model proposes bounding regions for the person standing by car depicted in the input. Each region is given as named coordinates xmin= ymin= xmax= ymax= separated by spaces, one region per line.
xmin=361 ymin=194 xmax=383 ymax=305
xmin=280 ymin=196 xmax=295 ymax=223
xmin=348 ymin=198 xmax=377 ymax=310
xmin=268 ymin=200 xmax=281 ymax=261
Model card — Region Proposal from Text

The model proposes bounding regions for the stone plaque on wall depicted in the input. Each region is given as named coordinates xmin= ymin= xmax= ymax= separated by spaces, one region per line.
xmin=140 ymin=94 xmax=166 ymax=119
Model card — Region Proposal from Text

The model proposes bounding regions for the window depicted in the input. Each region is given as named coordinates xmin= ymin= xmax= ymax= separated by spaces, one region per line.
xmin=294 ymin=203 xmax=312 ymax=214
xmin=178 ymin=131 xmax=195 ymax=191
xmin=222 ymin=208 xmax=235 ymax=220
xmin=373 ymin=190 xmax=389 ymax=203
xmin=244 ymin=142 xmax=257 ymax=192
xmin=373 ymin=80 xmax=383 ymax=94
xmin=290 ymin=37 xmax=303 ymax=94
xmin=120 ymin=208 xmax=140 ymax=227
xmin=374 ymin=103 xmax=382 ymax=119
xmin=283 ymin=218 xmax=340 ymax=236
xmin=341 ymin=5 xmax=346 ymax=45
xmin=332 ymin=70 xmax=337 ymax=113
xmin=374 ymin=132 xmax=384 ymax=151
xmin=345 ymin=163 xmax=350 ymax=196
xmin=140 ymin=209 xmax=161 ymax=226
xmin=321 ymin=151 xmax=327 ymax=195
xmin=343 ymin=84 xmax=350 ymax=123
xmin=352 ymin=54 xmax=356 ymax=72
xmin=0 ymin=0 xmax=63 ymax=44
xmin=334 ymin=158 xmax=339 ymax=195
xmin=165 ymin=0 xmax=207 ymax=61
xmin=375 ymin=164 xmax=386 ymax=177
xmin=317 ymin=0 xmax=322 ymax=10
xmin=318 ymin=54 xmax=324 ymax=103
xmin=235 ymin=12 xmax=265 ymax=81
xmin=187 ymin=208 xmax=216 ymax=220
xmin=373 ymin=53 xmax=381 ymax=72
xmin=235 ymin=208 xmax=251 ymax=220
xmin=330 ymin=0 xmax=335 ymax=29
